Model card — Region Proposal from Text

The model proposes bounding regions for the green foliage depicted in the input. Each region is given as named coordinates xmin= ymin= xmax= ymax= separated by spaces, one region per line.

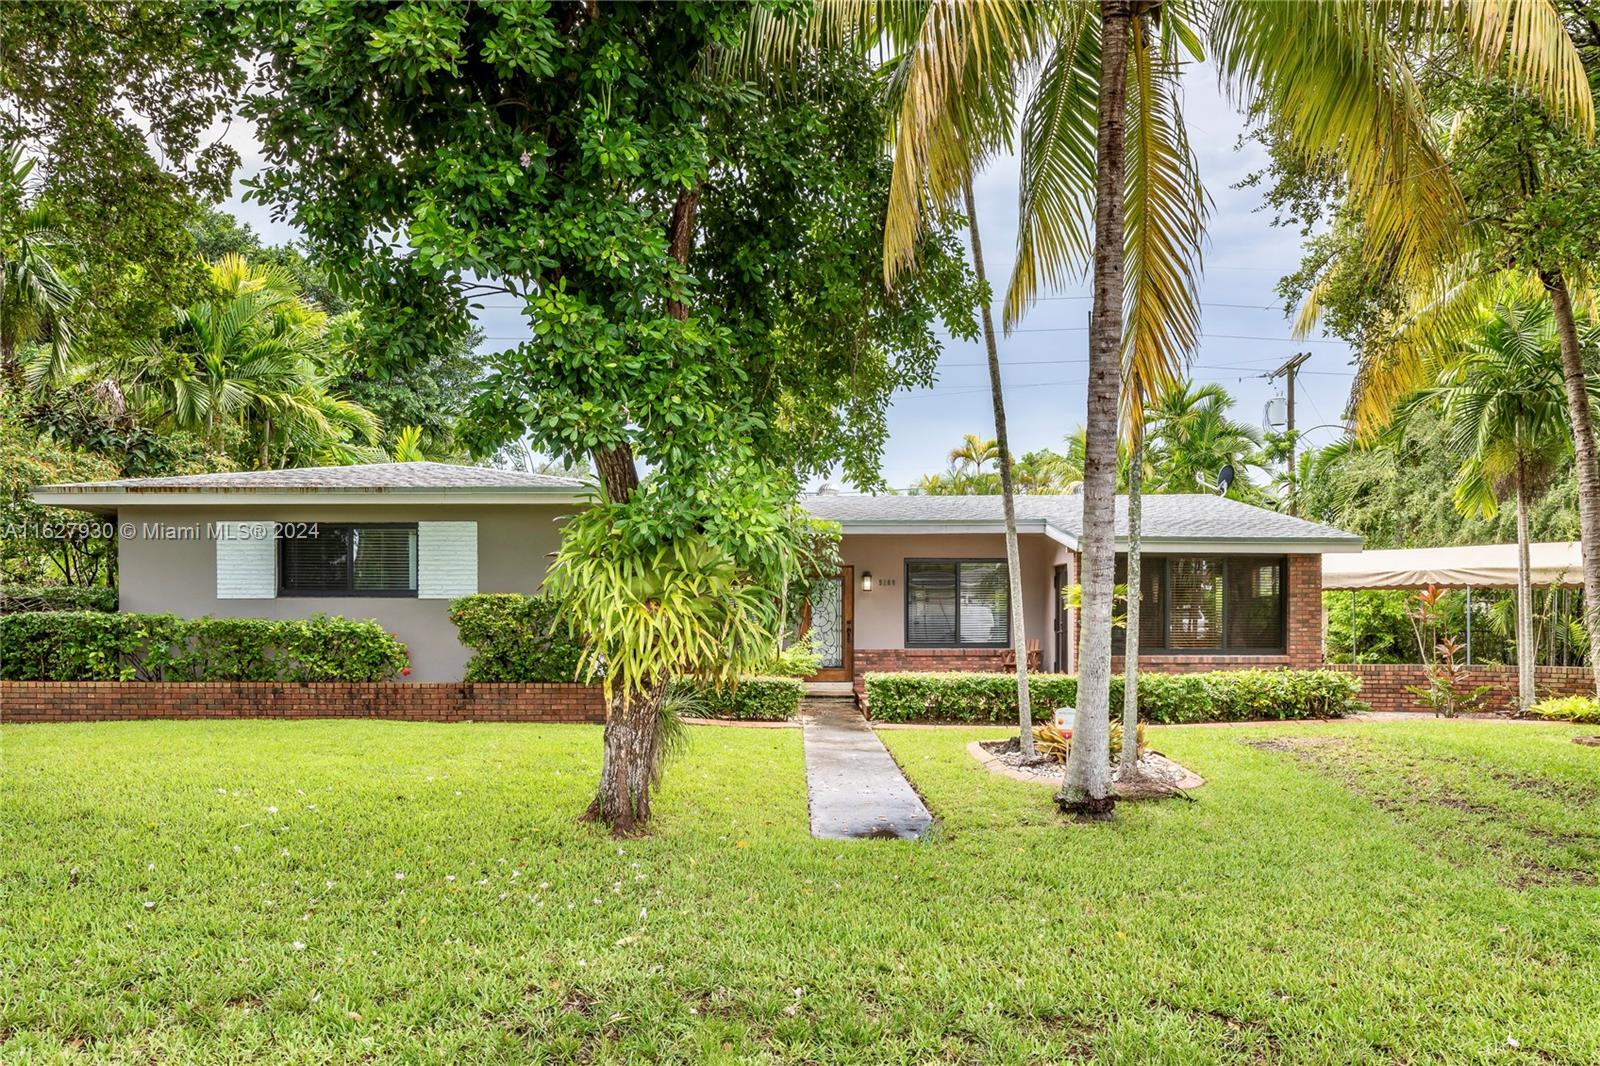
xmin=0 ymin=586 xmax=116 ymax=614
xmin=759 ymin=636 xmax=822 ymax=679
xmin=0 ymin=612 xmax=409 ymax=682
xmin=1528 ymin=695 xmax=1600 ymax=723
xmin=670 ymin=676 xmax=804 ymax=722
xmin=448 ymin=593 xmax=586 ymax=684
xmin=0 ymin=392 xmax=121 ymax=586
xmin=864 ymin=670 xmax=1364 ymax=725
xmin=543 ymin=501 xmax=837 ymax=702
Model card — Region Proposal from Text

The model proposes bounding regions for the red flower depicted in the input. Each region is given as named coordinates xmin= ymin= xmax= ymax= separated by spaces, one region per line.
xmin=401 ymin=667 xmax=412 ymax=677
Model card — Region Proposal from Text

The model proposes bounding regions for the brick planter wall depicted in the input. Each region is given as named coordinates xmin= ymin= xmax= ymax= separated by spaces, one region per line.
xmin=1329 ymin=664 xmax=1593 ymax=714
xmin=0 ymin=681 xmax=606 ymax=724
xmin=850 ymin=648 xmax=1011 ymax=694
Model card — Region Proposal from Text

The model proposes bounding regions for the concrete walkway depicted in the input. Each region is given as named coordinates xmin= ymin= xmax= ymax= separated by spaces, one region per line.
xmin=801 ymin=699 xmax=933 ymax=840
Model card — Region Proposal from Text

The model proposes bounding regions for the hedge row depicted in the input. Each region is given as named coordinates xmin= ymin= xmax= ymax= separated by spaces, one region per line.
xmin=863 ymin=669 xmax=1365 ymax=725
xmin=0 ymin=586 xmax=117 ymax=614
xmin=670 ymin=676 xmax=805 ymax=721
xmin=449 ymin=593 xmax=586 ymax=683
xmin=0 ymin=611 xmax=409 ymax=682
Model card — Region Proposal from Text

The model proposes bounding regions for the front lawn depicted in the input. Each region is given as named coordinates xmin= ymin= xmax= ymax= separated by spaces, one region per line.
xmin=3 ymin=719 xmax=1598 ymax=1063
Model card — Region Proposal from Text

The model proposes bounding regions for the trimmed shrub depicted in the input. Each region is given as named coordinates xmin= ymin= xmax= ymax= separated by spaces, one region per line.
xmin=0 ymin=586 xmax=117 ymax=614
xmin=449 ymin=593 xmax=587 ymax=683
xmin=0 ymin=612 xmax=409 ymax=682
xmin=863 ymin=669 xmax=1364 ymax=725
xmin=0 ymin=611 xmax=181 ymax=680
xmin=670 ymin=676 xmax=805 ymax=721
xmin=1529 ymin=695 xmax=1600 ymax=723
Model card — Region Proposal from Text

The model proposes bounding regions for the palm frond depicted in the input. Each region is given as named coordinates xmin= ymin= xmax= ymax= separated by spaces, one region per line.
xmin=1119 ymin=18 xmax=1207 ymax=432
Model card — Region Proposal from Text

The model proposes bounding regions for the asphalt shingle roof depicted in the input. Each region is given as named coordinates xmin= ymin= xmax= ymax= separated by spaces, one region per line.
xmin=39 ymin=461 xmax=584 ymax=494
xmin=801 ymin=492 xmax=1360 ymax=547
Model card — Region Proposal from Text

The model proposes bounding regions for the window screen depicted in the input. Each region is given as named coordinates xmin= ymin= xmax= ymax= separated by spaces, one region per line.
xmin=1112 ymin=556 xmax=1165 ymax=654
xmin=280 ymin=525 xmax=418 ymax=596
xmin=1226 ymin=556 xmax=1284 ymax=650
xmin=906 ymin=560 xmax=1009 ymax=647
xmin=1110 ymin=554 xmax=1286 ymax=654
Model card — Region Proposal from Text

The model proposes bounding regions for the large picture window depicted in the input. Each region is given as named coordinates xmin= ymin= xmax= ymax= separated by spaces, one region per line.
xmin=279 ymin=524 xmax=418 ymax=597
xmin=906 ymin=559 xmax=1010 ymax=648
xmin=1112 ymin=555 xmax=1285 ymax=654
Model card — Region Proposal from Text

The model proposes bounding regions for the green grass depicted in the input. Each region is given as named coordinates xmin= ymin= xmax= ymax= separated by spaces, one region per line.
xmin=3 ymin=719 xmax=1599 ymax=1064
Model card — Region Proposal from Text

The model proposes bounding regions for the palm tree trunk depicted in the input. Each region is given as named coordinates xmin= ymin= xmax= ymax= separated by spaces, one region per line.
xmin=582 ymin=183 xmax=699 ymax=836
xmin=1059 ymin=0 xmax=1135 ymax=820
xmin=1543 ymin=273 xmax=1600 ymax=695
xmin=1515 ymin=459 xmax=1536 ymax=714
xmin=1119 ymin=422 xmax=1142 ymax=777
xmin=962 ymin=172 xmax=1034 ymax=756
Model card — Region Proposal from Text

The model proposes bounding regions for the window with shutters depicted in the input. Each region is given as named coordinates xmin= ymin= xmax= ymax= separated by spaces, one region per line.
xmin=905 ymin=559 xmax=1010 ymax=648
xmin=278 ymin=524 xmax=418 ymax=597
xmin=1112 ymin=554 xmax=1285 ymax=654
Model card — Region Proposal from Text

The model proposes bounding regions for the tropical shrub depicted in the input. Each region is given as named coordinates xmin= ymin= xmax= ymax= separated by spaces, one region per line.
xmin=671 ymin=676 xmax=805 ymax=721
xmin=0 ymin=586 xmax=117 ymax=614
xmin=1528 ymin=695 xmax=1600 ymax=723
xmin=1031 ymin=720 xmax=1146 ymax=763
xmin=864 ymin=670 xmax=1364 ymax=725
xmin=0 ymin=612 xmax=408 ymax=682
xmin=448 ymin=593 xmax=587 ymax=683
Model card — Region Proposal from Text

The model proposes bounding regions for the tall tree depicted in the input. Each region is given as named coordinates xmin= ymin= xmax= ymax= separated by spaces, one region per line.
xmin=0 ymin=148 xmax=75 ymax=385
xmin=1391 ymin=291 xmax=1595 ymax=709
xmin=1284 ymin=63 xmax=1600 ymax=693
xmin=238 ymin=2 xmax=975 ymax=833
xmin=962 ymin=175 xmax=1034 ymax=755
xmin=1143 ymin=380 xmax=1264 ymax=495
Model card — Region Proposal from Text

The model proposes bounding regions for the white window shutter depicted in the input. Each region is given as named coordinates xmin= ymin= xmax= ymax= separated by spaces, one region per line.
xmin=215 ymin=522 xmax=277 ymax=599
xmin=418 ymin=521 xmax=478 ymax=599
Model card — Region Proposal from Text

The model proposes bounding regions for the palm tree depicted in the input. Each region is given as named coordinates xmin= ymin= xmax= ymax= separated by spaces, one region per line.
xmin=948 ymin=432 xmax=1000 ymax=476
xmin=1392 ymin=293 xmax=1596 ymax=711
xmin=1143 ymin=380 xmax=1263 ymax=494
xmin=741 ymin=0 xmax=1589 ymax=814
xmin=120 ymin=254 xmax=379 ymax=468
xmin=0 ymin=147 xmax=75 ymax=386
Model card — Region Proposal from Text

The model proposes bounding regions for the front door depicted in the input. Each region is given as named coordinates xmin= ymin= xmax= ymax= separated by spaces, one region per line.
xmin=807 ymin=567 xmax=854 ymax=682
xmin=1053 ymin=564 xmax=1070 ymax=673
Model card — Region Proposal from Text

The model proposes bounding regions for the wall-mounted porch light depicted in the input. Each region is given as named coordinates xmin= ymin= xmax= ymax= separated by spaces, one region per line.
xmin=860 ymin=571 xmax=873 ymax=592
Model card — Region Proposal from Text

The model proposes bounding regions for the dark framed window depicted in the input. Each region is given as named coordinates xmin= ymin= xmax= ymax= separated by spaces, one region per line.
xmin=905 ymin=559 xmax=1010 ymax=648
xmin=278 ymin=524 xmax=418 ymax=597
xmin=1112 ymin=555 xmax=1286 ymax=654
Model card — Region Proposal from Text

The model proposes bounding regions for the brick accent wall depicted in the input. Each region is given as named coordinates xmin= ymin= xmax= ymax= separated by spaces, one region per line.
xmin=851 ymin=648 xmax=1011 ymax=693
xmin=0 ymin=681 xmax=606 ymax=724
xmin=1329 ymin=664 xmax=1593 ymax=714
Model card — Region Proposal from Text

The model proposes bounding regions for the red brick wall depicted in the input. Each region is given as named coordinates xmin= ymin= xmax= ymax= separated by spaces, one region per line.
xmin=1329 ymin=664 xmax=1593 ymax=714
xmin=851 ymin=648 xmax=1011 ymax=693
xmin=0 ymin=682 xmax=606 ymax=724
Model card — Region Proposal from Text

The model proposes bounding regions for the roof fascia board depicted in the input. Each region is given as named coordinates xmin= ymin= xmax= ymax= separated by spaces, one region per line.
xmin=1132 ymin=537 xmax=1364 ymax=554
xmin=30 ymin=489 xmax=589 ymax=509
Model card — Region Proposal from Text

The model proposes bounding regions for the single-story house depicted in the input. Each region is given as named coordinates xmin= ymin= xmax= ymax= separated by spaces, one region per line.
xmin=33 ymin=462 xmax=1362 ymax=684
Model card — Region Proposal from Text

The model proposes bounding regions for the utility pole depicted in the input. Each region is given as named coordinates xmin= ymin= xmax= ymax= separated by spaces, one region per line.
xmin=1268 ymin=352 xmax=1312 ymax=515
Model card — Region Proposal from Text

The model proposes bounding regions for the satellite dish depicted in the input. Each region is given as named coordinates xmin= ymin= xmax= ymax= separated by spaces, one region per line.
xmin=1216 ymin=464 xmax=1235 ymax=496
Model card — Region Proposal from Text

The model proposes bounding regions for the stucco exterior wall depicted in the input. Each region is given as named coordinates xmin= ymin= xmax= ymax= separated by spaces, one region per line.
xmin=840 ymin=532 xmax=1064 ymax=672
xmin=115 ymin=503 xmax=570 ymax=682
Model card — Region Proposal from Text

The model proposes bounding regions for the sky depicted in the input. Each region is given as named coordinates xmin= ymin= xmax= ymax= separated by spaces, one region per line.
xmin=218 ymin=63 xmax=1355 ymax=492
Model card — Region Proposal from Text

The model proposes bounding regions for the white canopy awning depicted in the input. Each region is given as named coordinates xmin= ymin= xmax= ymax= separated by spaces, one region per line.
xmin=1322 ymin=542 xmax=1584 ymax=590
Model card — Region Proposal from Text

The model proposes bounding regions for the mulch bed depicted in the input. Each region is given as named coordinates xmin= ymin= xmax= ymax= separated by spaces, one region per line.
xmin=971 ymin=737 xmax=1204 ymax=799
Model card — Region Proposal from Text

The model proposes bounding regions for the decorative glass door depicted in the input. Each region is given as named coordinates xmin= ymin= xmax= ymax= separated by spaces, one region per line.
xmin=805 ymin=567 xmax=853 ymax=681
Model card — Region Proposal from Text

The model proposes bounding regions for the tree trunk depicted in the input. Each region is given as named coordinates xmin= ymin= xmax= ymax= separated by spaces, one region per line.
xmin=1543 ymin=272 xmax=1600 ymax=695
xmin=1515 ymin=460 xmax=1536 ymax=715
xmin=1059 ymin=0 xmax=1134 ymax=821
xmin=582 ymin=183 xmax=700 ymax=835
xmin=963 ymin=172 xmax=1034 ymax=756
xmin=1119 ymin=423 xmax=1142 ymax=778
